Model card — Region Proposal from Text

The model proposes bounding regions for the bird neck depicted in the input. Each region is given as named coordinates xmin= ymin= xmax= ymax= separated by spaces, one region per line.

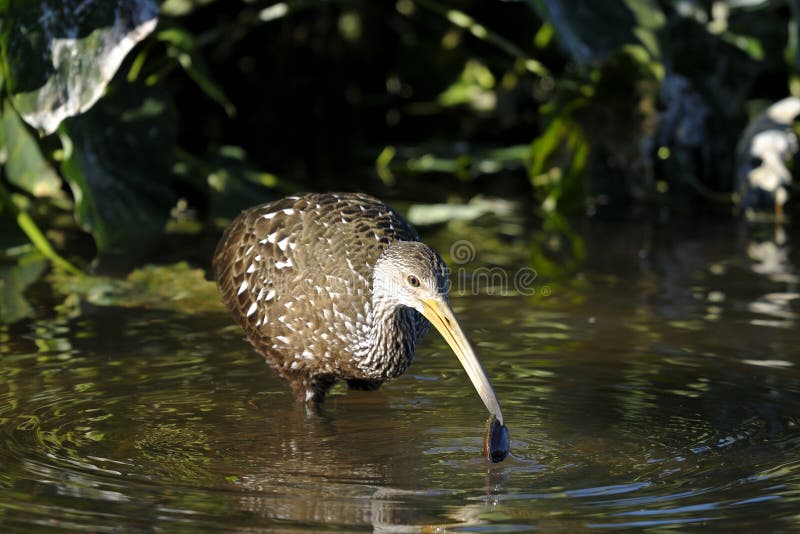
xmin=355 ymin=292 xmax=419 ymax=380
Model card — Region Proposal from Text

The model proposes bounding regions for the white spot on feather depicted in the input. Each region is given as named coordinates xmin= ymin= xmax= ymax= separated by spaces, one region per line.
xmin=277 ymin=237 xmax=290 ymax=251
xmin=282 ymin=208 xmax=295 ymax=215
xmin=276 ymin=335 xmax=289 ymax=344
xmin=237 ymin=280 xmax=249 ymax=295
xmin=262 ymin=212 xmax=277 ymax=219
xmin=275 ymin=259 xmax=293 ymax=269
xmin=246 ymin=263 xmax=256 ymax=274
xmin=246 ymin=302 xmax=258 ymax=317
xmin=266 ymin=289 xmax=276 ymax=301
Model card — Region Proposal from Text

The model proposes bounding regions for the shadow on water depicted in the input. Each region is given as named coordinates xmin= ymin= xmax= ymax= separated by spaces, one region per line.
xmin=2 ymin=214 xmax=800 ymax=530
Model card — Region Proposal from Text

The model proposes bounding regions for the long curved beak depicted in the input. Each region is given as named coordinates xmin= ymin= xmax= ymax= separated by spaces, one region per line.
xmin=420 ymin=297 xmax=504 ymax=425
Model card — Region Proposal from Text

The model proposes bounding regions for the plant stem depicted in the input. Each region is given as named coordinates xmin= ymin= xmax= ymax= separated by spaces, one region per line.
xmin=0 ymin=180 xmax=82 ymax=275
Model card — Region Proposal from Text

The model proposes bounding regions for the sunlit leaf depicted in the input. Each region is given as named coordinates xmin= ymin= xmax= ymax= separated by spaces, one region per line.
xmin=0 ymin=177 xmax=79 ymax=273
xmin=529 ymin=105 xmax=589 ymax=215
xmin=720 ymin=32 xmax=765 ymax=61
xmin=375 ymin=143 xmax=529 ymax=182
xmin=438 ymin=59 xmax=496 ymax=110
xmin=1 ymin=101 xmax=65 ymax=201
xmin=50 ymin=261 xmax=223 ymax=314
xmin=1 ymin=0 xmax=159 ymax=134
xmin=407 ymin=197 xmax=515 ymax=226
xmin=60 ymin=82 xmax=177 ymax=252
xmin=160 ymin=0 xmax=221 ymax=17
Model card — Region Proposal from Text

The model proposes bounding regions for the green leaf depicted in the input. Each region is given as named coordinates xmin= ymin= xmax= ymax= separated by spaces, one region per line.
xmin=438 ymin=59 xmax=496 ymax=109
xmin=1 ymin=100 xmax=65 ymax=200
xmin=720 ymin=32 xmax=765 ymax=61
xmin=529 ymin=102 xmax=589 ymax=215
xmin=60 ymin=82 xmax=177 ymax=252
xmin=50 ymin=261 xmax=223 ymax=314
xmin=1 ymin=0 xmax=159 ymax=134
xmin=160 ymin=0 xmax=222 ymax=17
xmin=0 ymin=251 xmax=46 ymax=323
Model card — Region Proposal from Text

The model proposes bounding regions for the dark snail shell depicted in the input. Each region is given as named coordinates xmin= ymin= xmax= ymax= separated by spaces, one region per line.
xmin=484 ymin=414 xmax=510 ymax=463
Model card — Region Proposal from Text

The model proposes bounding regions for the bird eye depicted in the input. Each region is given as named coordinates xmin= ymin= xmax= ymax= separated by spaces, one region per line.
xmin=407 ymin=275 xmax=420 ymax=287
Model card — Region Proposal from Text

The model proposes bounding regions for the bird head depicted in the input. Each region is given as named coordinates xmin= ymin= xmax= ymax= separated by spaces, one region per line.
xmin=374 ymin=241 xmax=504 ymax=424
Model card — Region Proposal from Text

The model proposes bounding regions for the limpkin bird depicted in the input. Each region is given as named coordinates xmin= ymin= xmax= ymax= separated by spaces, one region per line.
xmin=213 ymin=192 xmax=504 ymax=424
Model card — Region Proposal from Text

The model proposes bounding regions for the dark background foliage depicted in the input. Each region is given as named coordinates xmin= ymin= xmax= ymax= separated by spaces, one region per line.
xmin=1 ymin=0 xmax=799 ymax=321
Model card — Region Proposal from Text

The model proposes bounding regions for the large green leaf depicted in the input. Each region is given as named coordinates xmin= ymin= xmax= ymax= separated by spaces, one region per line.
xmin=527 ymin=0 xmax=665 ymax=64
xmin=0 ymin=0 xmax=158 ymax=134
xmin=1 ymin=100 xmax=65 ymax=201
xmin=0 ymin=251 xmax=46 ymax=323
xmin=60 ymin=82 xmax=177 ymax=252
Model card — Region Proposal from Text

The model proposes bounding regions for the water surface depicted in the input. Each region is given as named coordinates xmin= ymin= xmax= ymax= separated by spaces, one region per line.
xmin=2 ymin=217 xmax=800 ymax=531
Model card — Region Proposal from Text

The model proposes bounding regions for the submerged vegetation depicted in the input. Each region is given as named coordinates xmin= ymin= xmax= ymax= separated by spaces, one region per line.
xmin=1 ymin=0 xmax=799 ymax=321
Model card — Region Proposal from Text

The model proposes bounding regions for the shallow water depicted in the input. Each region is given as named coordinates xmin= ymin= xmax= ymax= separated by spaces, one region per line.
xmin=2 ymin=216 xmax=800 ymax=531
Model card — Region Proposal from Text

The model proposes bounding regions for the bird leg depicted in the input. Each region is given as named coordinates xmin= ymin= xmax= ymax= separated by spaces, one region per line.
xmin=286 ymin=373 xmax=338 ymax=404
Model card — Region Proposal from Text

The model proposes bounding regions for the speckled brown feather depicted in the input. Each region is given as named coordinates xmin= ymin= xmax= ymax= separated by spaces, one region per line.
xmin=213 ymin=193 xmax=427 ymax=402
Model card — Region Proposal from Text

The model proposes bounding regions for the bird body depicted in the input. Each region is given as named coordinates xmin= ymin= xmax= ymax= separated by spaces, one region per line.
xmin=214 ymin=192 xmax=504 ymax=424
